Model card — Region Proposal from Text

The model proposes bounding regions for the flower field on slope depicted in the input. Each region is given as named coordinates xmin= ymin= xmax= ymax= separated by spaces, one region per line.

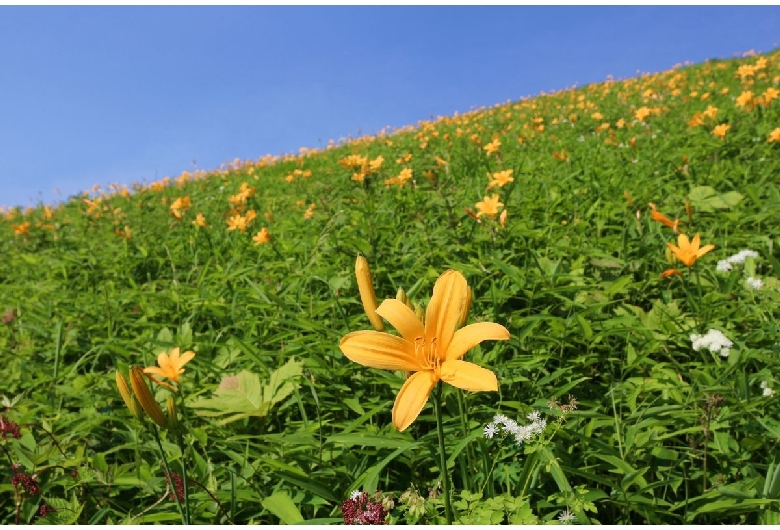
xmin=1 ymin=49 xmax=780 ymax=524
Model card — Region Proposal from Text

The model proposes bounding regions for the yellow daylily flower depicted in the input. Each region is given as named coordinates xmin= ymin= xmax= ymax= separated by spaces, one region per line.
xmin=667 ymin=233 xmax=715 ymax=267
xmin=143 ymin=347 xmax=195 ymax=384
xmin=339 ymin=270 xmax=509 ymax=432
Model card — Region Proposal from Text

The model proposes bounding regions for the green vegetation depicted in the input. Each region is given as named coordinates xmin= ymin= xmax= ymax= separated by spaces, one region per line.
xmin=1 ymin=49 xmax=780 ymax=524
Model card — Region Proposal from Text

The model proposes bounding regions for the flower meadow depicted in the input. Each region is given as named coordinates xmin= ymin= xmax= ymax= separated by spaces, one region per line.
xmin=2 ymin=48 xmax=780 ymax=525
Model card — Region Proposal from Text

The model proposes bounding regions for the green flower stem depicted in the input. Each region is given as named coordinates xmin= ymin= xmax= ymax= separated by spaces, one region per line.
xmin=176 ymin=389 xmax=192 ymax=525
xmin=432 ymin=383 xmax=454 ymax=524
xmin=152 ymin=426 xmax=187 ymax=525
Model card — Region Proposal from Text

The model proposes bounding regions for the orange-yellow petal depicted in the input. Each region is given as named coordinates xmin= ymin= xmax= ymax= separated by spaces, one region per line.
xmin=392 ymin=370 xmax=438 ymax=431
xmin=178 ymin=349 xmax=196 ymax=367
xmin=440 ymin=360 xmax=498 ymax=392
xmin=445 ymin=322 xmax=510 ymax=361
xmin=375 ymin=299 xmax=425 ymax=341
xmin=697 ymin=244 xmax=715 ymax=258
xmin=340 ymin=330 xmax=420 ymax=371
xmin=425 ymin=270 xmax=468 ymax=357
xmin=142 ymin=366 xmax=167 ymax=377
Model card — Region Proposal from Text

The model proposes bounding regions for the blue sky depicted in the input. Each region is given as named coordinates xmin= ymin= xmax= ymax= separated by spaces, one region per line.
xmin=2 ymin=6 xmax=779 ymax=208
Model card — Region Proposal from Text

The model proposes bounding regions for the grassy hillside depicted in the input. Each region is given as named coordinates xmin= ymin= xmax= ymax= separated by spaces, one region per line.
xmin=1 ymin=48 xmax=780 ymax=524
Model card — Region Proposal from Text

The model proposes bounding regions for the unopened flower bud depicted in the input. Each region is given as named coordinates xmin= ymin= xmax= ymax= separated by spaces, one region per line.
xmin=395 ymin=286 xmax=409 ymax=308
xmin=414 ymin=304 xmax=425 ymax=323
xmin=166 ymin=396 xmax=179 ymax=432
xmin=355 ymin=254 xmax=385 ymax=332
xmin=116 ymin=371 xmax=143 ymax=421
xmin=130 ymin=367 xmax=167 ymax=429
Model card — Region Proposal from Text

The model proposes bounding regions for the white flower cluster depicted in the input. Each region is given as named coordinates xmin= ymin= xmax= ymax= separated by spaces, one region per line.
xmin=484 ymin=412 xmax=547 ymax=445
xmin=746 ymin=276 xmax=763 ymax=290
xmin=761 ymin=381 xmax=775 ymax=397
xmin=690 ymin=329 xmax=733 ymax=358
xmin=716 ymin=249 xmax=759 ymax=273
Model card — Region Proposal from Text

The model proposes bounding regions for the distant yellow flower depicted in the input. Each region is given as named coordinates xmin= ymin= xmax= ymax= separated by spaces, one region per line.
xmin=193 ymin=213 xmax=206 ymax=228
xmin=634 ymin=107 xmax=651 ymax=121
xmin=767 ymin=128 xmax=780 ymax=143
xmin=12 ymin=221 xmax=30 ymax=236
xmin=762 ymin=87 xmax=779 ymax=105
xmin=253 ymin=227 xmax=270 ymax=245
xmin=552 ymin=150 xmax=568 ymax=161
xmin=702 ymin=105 xmax=718 ymax=120
xmin=487 ymin=169 xmax=514 ymax=189
xmin=369 ymin=156 xmax=384 ymax=171
xmin=227 ymin=214 xmax=249 ymax=232
xmin=499 ymin=209 xmax=507 ymax=228
xmin=304 ymin=203 xmax=316 ymax=220
xmin=667 ymin=233 xmax=715 ymax=267
xmin=115 ymin=225 xmax=133 ymax=240
xmin=736 ymin=90 xmax=755 ymax=109
xmin=483 ymin=138 xmax=501 ymax=155
xmin=339 ymin=269 xmax=509 ymax=431
xmin=712 ymin=124 xmax=730 ymax=139
xmin=475 ymin=194 xmax=504 ymax=218
xmin=591 ymin=112 xmax=603 ymax=121
xmin=143 ymin=347 xmax=195 ymax=385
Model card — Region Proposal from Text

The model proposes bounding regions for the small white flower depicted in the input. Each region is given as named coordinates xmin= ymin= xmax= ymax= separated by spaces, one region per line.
xmin=527 ymin=410 xmax=541 ymax=423
xmin=727 ymin=249 xmax=758 ymax=264
xmin=558 ymin=508 xmax=576 ymax=524
xmin=577 ymin=135 xmax=585 ymax=142
xmin=493 ymin=414 xmax=509 ymax=427
xmin=761 ymin=381 xmax=775 ymax=397
xmin=484 ymin=423 xmax=499 ymax=439
xmin=746 ymin=277 xmax=763 ymax=290
xmin=716 ymin=260 xmax=733 ymax=273
xmin=350 ymin=490 xmax=361 ymax=501
xmin=691 ymin=329 xmax=733 ymax=357
xmin=531 ymin=418 xmax=547 ymax=435
xmin=513 ymin=425 xmax=534 ymax=445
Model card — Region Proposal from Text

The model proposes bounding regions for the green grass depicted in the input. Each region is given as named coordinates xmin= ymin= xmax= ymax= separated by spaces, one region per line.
xmin=2 ymin=49 xmax=780 ymax=524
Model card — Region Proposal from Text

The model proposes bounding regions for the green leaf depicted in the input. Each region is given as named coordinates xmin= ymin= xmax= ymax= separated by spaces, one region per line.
xmin=188 ymin=358 xmax=303 ymax=425
xmin=262 ymin=491 xmax=304 ymax=524
xmin=688 ymin=185 xmax=743 ymax=212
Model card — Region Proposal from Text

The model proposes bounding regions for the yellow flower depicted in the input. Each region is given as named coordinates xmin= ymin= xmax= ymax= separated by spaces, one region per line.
xmin=634 ymin=107 xmax=651 ymax=122
xmin=193 ymin=213 xmax=206 ymax=228
xmin=736 ymin=90 xmax=755 ymax=109
xmin=304 ymin=203 xmax=316 ymax=219
xmin=253 ymin=227 xmax=270 ymax=245
xmin=483 ymin=138 xmax=501 ymax=155
xmin=711 ymin=124 xmax=730 ymax=139
xmin=227 ymin=214 xmax=248 ymax=232
xmin=486 ymin=169 xmax=514 ymax=190
xmin=339 ymin=270 xmax=509 ymax=431
xmin=143 ymin=347 xmax=195 ymax=385
xmin=475 ymin=194 xmax=504 ymax=218
xmin=767 ymin=127 xmax=780 ymax=143
xmin=667 ymin=233 xmax=715 ymax=267
xmin=12 ymin=221 xmax=30 ymax=235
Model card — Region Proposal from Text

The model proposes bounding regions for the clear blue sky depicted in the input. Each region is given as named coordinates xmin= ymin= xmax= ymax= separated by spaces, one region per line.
xmin=2 ymin=6 xmax=779 ymax=208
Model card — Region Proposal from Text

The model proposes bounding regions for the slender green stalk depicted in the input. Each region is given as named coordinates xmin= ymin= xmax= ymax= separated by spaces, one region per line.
xmin=151 ymin=427 xmax=187 ymax=525
xmin=432 ymin=383 xmax=454 ymax=524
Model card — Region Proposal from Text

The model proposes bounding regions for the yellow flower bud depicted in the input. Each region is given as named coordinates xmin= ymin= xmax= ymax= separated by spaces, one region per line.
xmin=116 ymin=371 xmax=143 ymax=421
xmin=396 ymin=286 xmax=410 ymax=308
xmin=355 ymin=254 xmax=385 ymax=332
xmin=130 ymin=367 xmax=168 ymax=429
xmin=166 ymin=395 xmax=179 ymax=432
xmin=414 ymin=304 xmax=425 ymax=323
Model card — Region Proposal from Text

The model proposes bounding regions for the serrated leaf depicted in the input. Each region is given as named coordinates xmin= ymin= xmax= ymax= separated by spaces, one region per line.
xmin=189 ymin=358 xmax=303 ymax=425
